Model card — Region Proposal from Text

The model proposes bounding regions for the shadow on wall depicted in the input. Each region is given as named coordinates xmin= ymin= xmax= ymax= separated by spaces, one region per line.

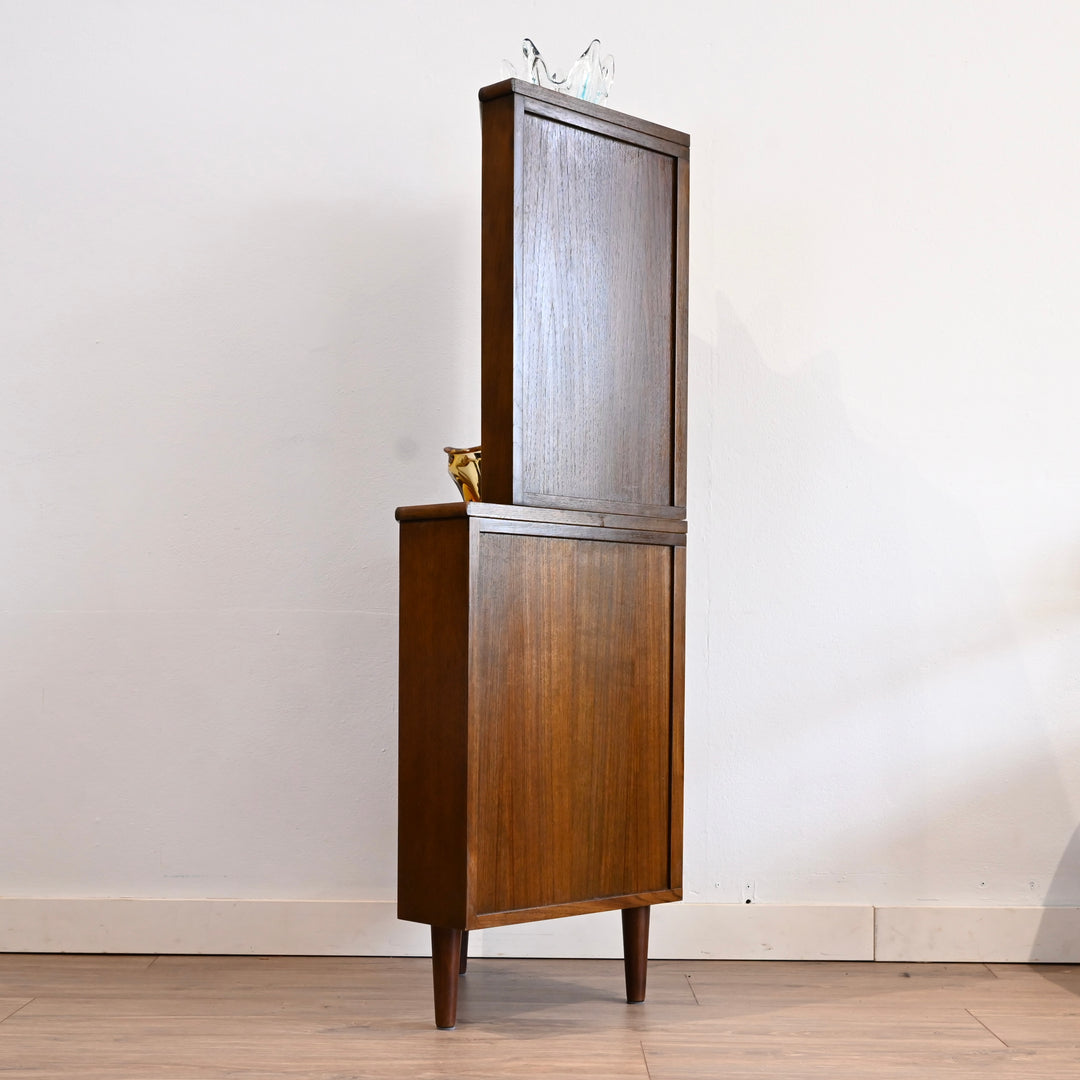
xmin=1032 ymin=543 xmax=1080 ymax=974
xmin=690 ymin=290 xmax=1080 ymax=915
xmin=1035 ymin=823 xmax=1080 ymax=982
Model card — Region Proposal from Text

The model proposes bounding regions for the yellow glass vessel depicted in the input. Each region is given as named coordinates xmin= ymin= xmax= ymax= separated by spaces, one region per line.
xmin=444 ymin=446 xmax=482 ymax=503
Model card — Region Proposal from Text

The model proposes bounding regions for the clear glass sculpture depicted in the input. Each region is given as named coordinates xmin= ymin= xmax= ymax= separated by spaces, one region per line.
xmin=501 ymin=39 xmax=615 ymax=105
xmin=444 ymin=446 xmax=482 ymax=503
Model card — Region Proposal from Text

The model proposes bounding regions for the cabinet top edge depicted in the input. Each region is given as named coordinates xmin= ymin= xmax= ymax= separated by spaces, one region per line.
xmin=396 ymin=501 xmax=688 ymax=533
xmin=478 ymin=78 xmax=690 ymax=148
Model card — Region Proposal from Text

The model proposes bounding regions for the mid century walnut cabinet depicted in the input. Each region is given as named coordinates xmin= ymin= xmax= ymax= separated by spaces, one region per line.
xmin=397 ymin=80 xmax=689 ymax=1029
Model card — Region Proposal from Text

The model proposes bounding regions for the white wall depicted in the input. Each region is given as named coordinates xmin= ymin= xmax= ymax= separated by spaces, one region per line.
xmin=2 ymin=1 xmax=1079 ymax=958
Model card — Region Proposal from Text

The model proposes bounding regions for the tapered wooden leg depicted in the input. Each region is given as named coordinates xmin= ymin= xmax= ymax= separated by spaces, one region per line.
xmin=431 ymin=926 xmax=462 ymax=1029
xmin=459 ymin=930 xmax=469 ymax=975
xmin=622 ymin=906 xmax=650 ymax=1004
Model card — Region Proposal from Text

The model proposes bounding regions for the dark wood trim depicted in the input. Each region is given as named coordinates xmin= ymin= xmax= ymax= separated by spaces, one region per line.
xmin=670 ymin=546 xmax=686 ymax=889
xmin=395 ymin=502 xmax=468 ymax=522
xmin=622 ymin=906 xmax=650 ymax=1003
xmin=519 ymin=493 xmax=687 ymax=519
xmin=479 ymin=78 xmax=690 ymax=148
xmin=476 ymin=518 xmax=686 ymax=548
xmin=396 ymin=520 xmax=471 ymax=929
xmin=480 ymin=91 xmax=517 ymax=508
xmin=431 ymin=927 xmax=463 ymax=1029
xmin=521 ymin=97 xmax=690 ymax=159
xmin=470 ymin=889 xmax=681 ymax=929
xmin=673 ymin=155 xmax=690 ymax=509
xmin=396 ymin=501 xmax=688 ymax=533
xmin=464 ymin=516 xmax=483 ymax=924
xmin=511 ymin=91 xmax=526 ymax=506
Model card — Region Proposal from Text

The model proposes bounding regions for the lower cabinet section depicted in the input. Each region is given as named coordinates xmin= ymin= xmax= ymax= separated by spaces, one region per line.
xmin=396 ymin=502 xmax=685 ymax=1026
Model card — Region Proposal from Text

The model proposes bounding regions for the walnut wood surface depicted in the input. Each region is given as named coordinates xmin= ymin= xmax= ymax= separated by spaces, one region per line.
xmin=402 ymin=85 xmax=689 ymax=1027
xmin=669 ymin=546 xmax=686 ymax=888
xmin=517 ymin=114 xmax=675 ymax=511
xmin=397 ymin=510 xmax=684 ymax=933
xmin=396 ymin=519 xmax=470 ymax=928
xmin=430 ymin=927 xmax=462 ymax=1029
xmin=479 ymin=91 xmax=517 ymax=510
xmin=480 ymin=85 xmax=689 ymax=517
xmin=471 ymin=532 xmax=673 ymax=916
xmin=622 ymin=906 xmax=650 ymax=1003
xmin=468 ymin=889 xmax=680 ymax=929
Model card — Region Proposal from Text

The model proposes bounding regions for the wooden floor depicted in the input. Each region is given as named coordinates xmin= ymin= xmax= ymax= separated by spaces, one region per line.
xmin=1 ymin=954 xmax=1079 ymax=1078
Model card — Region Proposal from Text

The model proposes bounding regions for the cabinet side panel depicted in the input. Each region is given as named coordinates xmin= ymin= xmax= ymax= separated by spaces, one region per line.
xmin=472 ymin=533 xmax=673 ymax=916
xmin=480 ymin=93 xmax=518 ymax=507
xmin=397 ymin=518 xmax=470 ymax=927
xmin=673 ymin=155 xmax=690 ymax=509
xmin=670 ymin=544 xmax=686 ymax=890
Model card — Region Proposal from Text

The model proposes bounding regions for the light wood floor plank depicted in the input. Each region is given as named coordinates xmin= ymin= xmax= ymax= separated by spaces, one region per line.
xmin=0 ymin=999 xmax=33 ymax=1023
xmin=1 ymin=955 xmax=1078 ymax=1079
xmin=965 ymin=1009 xmax=1080 ymax=1048
xmin=642 ymin=1042 xmax=1080 ymax=1080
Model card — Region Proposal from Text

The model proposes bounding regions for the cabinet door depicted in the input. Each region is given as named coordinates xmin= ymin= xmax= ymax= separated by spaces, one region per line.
xmin=470 ymin=530 xmax=676 ymax=917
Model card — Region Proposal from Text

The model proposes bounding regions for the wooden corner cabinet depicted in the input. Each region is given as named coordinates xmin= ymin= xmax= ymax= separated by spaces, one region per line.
xmin=397 ymin=81 xmax=689 ymax=1029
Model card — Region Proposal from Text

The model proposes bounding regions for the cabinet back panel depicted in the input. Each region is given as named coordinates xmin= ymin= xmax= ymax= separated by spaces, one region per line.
xmin=471 ymin=532 xmax=673 ymax=916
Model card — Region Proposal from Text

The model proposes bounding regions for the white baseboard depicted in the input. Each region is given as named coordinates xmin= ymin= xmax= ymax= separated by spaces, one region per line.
xmin=482 ymin=903 xmax=873 ymax=960
xmin=0 ymin=899 xmax=430 ymax=957
xmin=875 ymin=906 xmax=1080 ymax=963
xmin=2 ymin=899 xmax=1076 ymax=962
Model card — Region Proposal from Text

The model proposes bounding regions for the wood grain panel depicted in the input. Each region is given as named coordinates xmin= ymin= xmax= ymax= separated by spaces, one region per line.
xmin=518 ymin=114 xmax=676 ymax=510
xmin=480 ymin=83 xmax=689 ymax=517
xmin=669 ymin=545 xmax=686 ymax=889
xmin=397 ymin=518 xmax=470 ymax=928
xmin=479 ymin=91 xmax=518 ymax=507
xmin=470 ymin=533 xmax=673 ymax=916
xmin=673 ymin=155 xmax=690 ymax=508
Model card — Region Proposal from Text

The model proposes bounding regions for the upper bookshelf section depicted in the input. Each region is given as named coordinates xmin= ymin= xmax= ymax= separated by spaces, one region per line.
xmin=479 ymin=80 xmax=690 ymax=519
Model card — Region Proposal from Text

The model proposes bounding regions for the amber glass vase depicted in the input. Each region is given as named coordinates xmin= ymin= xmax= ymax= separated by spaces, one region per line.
xmin=444 ymin=446 xmax=481 ymax=503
